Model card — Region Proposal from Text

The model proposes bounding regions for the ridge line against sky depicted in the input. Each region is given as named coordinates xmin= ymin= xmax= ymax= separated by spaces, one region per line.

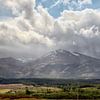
xmin=0 ymin=0 xmax=100 ymax=59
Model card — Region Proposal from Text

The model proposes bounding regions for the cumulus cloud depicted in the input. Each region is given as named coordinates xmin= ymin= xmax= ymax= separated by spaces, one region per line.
xmin=2 ymin=0 xmax=35 ymax=16
xmin=0 ymin=0 xmax=54 ymax=47
xmin=0 ymin=0 xmax=100 ymax=59
xmin=0 ymin=0 xmax=55 ymax=58
xmin=0 ymin=20 xmax=54 ymax=47
xmin=53 ymin=9 xmax=100 ymax=57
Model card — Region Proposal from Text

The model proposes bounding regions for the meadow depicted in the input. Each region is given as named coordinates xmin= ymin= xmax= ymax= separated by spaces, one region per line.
xmin=0 ymin=78 xmax=100 ymax=99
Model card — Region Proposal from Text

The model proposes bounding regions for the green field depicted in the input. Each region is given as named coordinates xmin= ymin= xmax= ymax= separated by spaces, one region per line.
xmin=0 ymin=79 xmax=100 ymax=99
xmin=0 ymin=83 xmax=100 ymax=99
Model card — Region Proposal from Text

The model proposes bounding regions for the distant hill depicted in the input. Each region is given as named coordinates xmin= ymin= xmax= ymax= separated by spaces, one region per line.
xmin=0 ymin=49 xmax=100 ymax=79
xmin=0 ymin=57 xmax=26 ymax=78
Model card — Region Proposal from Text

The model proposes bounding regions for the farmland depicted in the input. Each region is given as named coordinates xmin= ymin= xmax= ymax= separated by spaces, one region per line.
xmin=0 ymin=78 xmax=100 ymax=99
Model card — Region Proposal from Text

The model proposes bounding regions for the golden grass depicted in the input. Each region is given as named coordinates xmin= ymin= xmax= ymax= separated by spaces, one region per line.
xmin=14 ymin=98 xmax=45 ymax=100
xmin=0 ymin=89 xmax=11 ymax=94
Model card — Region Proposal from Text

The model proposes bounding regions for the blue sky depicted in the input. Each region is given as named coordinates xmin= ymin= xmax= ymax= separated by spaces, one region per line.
xmin=36 ymin=0 xmax=100 ymax=18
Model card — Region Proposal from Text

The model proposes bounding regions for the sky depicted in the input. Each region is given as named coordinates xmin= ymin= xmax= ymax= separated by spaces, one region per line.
xmin=0 ymin=0 xmax=100 ymax=59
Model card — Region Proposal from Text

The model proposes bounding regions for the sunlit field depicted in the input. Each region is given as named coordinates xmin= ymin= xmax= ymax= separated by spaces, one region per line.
xmin=0 ymin=79 xmax=100 ymax=99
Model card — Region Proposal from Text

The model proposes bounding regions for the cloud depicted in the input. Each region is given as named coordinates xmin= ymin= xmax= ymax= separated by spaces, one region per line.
xmin=49 ymin=0 xmax=71 ymax=10
xmin=0 ymin=0 xmax=100 ymax=59
xmin=53 ymin=9 xmax=100 ymax=57
xmin=0 ymin=20 xmax=54 ymax=47
xmin=0 ymin=0 xmax=54 ymax=47
xmin=3 ymin=0 xmax=35 ymax=16
xmin=0 ymin=0 xmax=55 ymax=58
xmin=79 ymin=0 xmax=92 ymax=5
xmin=49 ymin=0 xmax=92 ymax=10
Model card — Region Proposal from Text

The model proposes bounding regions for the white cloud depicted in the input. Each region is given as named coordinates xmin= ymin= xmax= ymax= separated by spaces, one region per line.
xmin=49 ymin=0 xmax=92 ymax=10
xmin=0 ymin=0 xmax=54 ymax=47
xmin=49 ymin=0 xmax=72 ymax=10
xmin=0 ymin=21 xmax=54 ymax=47
xmin=53 ymin=9 xmax=100 ymax=57
xmin=79 ymin=0 xmax=92 ymax=5
xmin=0 ymin=0 xmax=100 ymax=59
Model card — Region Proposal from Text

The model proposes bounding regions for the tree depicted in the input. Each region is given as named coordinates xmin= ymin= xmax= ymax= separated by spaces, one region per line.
xmin=25 ymin=87 xmax=31 ymax=95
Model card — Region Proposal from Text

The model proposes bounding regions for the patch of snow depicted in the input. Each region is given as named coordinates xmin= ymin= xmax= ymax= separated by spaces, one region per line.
xmin=17 ymin=58 xmax=26 ymax=63
xmin=17 ymin=58 xmax=34 ymax=63
xmin=71 ymin=52 xmax=80 ymax=56
xmin=81 ymin=73 xmax=95 ymax=78
xmin=61 ymin=66 xmax=69 ymax=73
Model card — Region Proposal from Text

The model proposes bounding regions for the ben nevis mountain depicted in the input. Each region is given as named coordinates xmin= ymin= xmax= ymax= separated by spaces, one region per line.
xmin=0 ymin=49 xmax=100 ymax=79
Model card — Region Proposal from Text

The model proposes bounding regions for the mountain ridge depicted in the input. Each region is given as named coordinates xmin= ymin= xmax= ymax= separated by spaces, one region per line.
xmin=0 ymin=49 xmax=100 ymax=79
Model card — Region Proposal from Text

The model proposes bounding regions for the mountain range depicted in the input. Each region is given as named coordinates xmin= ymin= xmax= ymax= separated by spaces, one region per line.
xmin=0 ymin=49 xmax=100 ymax=79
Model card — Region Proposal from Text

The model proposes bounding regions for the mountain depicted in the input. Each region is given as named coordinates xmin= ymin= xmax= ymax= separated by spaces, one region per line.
xmin=0 ymin=57 xmax=26 ymax=78
xmin=0 ymin=49 xmax=100 ymax=79
xmin=26 ymin=49 xmax=100 ymax=79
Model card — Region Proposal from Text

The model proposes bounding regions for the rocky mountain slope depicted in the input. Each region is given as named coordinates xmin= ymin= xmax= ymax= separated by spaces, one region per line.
xmin=0 ymin=49 xmax=100 ymax=79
